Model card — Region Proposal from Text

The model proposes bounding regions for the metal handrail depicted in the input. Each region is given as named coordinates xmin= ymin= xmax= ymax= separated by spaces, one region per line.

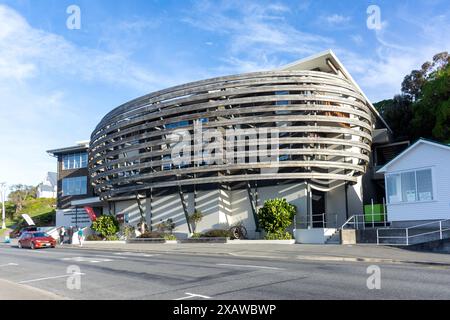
xmin=407 ymin=218 xmax=450 ymax=230
xmin=299 ymin=213 xmax=339 ymax=228
xmin=376 ymin=219 xmax=450 ymax=245
xmin=297 ymin=213 xmax=340 ymax=229
xmin=340 ymin=213 xmax=388 ymax=230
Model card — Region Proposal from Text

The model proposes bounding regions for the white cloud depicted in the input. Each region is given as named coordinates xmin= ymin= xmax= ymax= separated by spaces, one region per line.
xmin=322 ymin=14 xmax=351 ymax=26
xmin=184 ymin=0 xmax=333 ymax=73
xmin=0 ymin=4 xmax=176 ymax=187
xmin=341 ymin=9 xmax=450 ymax=102
xmin=351 ymin=34 xmax=363 ymax=45
xmin=0 ymin=5 xmax=171 ymax=91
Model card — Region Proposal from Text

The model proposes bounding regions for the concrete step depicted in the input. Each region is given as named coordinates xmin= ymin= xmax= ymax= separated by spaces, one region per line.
xmin=325 ymin=231 xmax=341 ymax=244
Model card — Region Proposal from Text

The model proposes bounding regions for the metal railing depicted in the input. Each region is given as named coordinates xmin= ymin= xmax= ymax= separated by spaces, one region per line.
xmin=340 ymin=213 xmax=388 ymax=230
xmin=376 ymin=219 xmax=450 ymax=246
xmin=297 ymin=213 xmax=340 ymax=229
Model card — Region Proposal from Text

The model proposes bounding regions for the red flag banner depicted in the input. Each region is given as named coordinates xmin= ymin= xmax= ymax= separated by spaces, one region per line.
xmin=84 ymin=206 xmax=97 ymax=221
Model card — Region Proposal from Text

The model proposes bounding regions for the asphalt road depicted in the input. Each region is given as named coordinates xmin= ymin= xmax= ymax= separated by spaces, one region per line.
xmin=0 ymin=244 xmax=449 ymax=300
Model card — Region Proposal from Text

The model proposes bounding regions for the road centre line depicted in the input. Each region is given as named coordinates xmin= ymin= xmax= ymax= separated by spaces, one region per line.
xmin=113 ymin=252 xmax=157 ymax=257
xmin=174 ymin=292 xmax=211 ymax=300
xmin=0 ymin=263 xmax=18 ymax=267
xmin=216 ymin=263 xmax=284 ymax=270
xmin=61 ymin=257 xmax=112 ymax=263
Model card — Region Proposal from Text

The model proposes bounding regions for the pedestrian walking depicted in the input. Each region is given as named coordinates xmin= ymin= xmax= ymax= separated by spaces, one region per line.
xmin=68 ymin=226 xmax=73 ymax=244
xmin=59 ymin=226 xmax=65 ymax=245
xmin=77 ymin=228 xmax=84 ymax=247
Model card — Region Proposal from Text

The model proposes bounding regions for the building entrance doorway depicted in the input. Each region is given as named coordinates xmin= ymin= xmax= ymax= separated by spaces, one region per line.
xmin=312 ymin=190 xmax=326 ymax=228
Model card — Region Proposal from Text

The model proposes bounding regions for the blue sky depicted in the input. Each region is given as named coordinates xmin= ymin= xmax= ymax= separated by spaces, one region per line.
xmin=0 ymin=0 xmax=449 ymax=187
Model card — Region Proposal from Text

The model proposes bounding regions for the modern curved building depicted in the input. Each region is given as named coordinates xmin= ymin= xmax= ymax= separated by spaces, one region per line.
xmin=85 ymin=50 xmax=391 ymax=239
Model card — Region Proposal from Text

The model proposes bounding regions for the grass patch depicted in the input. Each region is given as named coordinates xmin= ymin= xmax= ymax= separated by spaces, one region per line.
xmin=0 ymin=228 xmax=7 ymax=237
xmin=7 ymin=198 xmax=56 ymax=229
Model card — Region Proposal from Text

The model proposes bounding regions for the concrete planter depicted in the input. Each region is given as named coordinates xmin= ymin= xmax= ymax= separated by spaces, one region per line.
xmin=164 ymin=240 xmax=178 ymax=244
xmin=226 ymin=239 xmax=295 ymax=244
xmin=295 ymin=228 xmax=337 ymax=244
xmin=180 ymin=237 xmax=228 ymax=243
xmin=126 ymin=238 xmax=165 ymax=243
xmin=83 ymin=240 xmax=127 ymax=244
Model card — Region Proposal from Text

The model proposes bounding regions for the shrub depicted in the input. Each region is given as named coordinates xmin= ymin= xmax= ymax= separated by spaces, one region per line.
xmin=264 ymin=231 xmax=293 ymax=240
xmin=123 ymin=225 xmax=135 ymax=239
xmin=201 ymin=229 xmax=231 ymax=238
xmin=85 ymin=234 xmax=103 ymax=241
xmin=156 ymin=218 xmax=176 ymax=233
xmin=105 ymin=235 xmax=119 ymax=241
xmin=91 ymin=215 xmax=120 ymax=238
xmin=257 ymin=198 xmax=296 ymax=235
xmin=138 ymin=231 xmax=164 ymax=239
xmin=163 ymin=234 xmax=177 ymax=241
xmin=188 ymin=210 xmax=204 ymax=233
xmin=191 ymin=232 xmax=202 ymax=239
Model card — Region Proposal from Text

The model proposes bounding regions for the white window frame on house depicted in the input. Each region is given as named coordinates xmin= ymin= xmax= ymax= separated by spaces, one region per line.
xmin=385 ymin=167 xmax=434 ymax=204
xmin=62 ymin=176 xmax=87 ymax=196
xmin=63 ymin=152 xmax=88 ymax=170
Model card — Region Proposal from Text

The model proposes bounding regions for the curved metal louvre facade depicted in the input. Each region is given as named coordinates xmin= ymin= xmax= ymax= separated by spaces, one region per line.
xmin=89 ymin=71 xmax=373 ymax=199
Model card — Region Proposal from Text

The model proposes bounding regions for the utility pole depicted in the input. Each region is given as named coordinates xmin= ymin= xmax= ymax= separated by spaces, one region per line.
xmin=1 ymin=182 xmax=6 ymax=230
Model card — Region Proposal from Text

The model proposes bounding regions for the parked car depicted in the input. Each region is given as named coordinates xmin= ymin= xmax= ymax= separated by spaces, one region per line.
xmin=18 ymin=232 xmax=56 ymax=249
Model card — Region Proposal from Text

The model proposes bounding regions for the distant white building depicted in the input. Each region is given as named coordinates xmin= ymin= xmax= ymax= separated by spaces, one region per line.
xmin=377 ymin=139 xmax=450 ymax=222
xmin=36 ymin=172 xmax=57 ymax=199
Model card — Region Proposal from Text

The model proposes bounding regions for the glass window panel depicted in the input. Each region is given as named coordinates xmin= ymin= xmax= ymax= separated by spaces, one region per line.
xmin=417 ymin=169 xmax=433 ymax=201
xmin=386 ymin=174 xmax=401 ymax=203
xmin=62 ymin=152 xmax=88 ymax=170
xmin=401 ymin=171 xmax=416 ymax=202
xmin=81 ymin=153 xmax=88 ymax=167
xmin=63 ymin=155 xmax=69 ymax=170
xmin=162 ymin=155 xmax=171 ymax=171
xmin=75 ymin=154 xmax=80 ymax=168
xmin=166 ymin=121 xmax=189 ymax=129
xmin=62 ymin=176 xmax=87 ymax=196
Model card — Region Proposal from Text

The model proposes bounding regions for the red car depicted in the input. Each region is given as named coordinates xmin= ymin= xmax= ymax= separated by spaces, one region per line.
xmin=18 ymin=232 xmax=56 ymax=249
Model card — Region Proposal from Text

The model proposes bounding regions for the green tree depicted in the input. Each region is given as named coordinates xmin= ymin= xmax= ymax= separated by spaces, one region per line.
xmin=411 ymin=64 xmax=450 ymax=142
xmin=4 ymin=201 xmax=16 ymax=220
xmin=8 ymin=185 xmax=36 ymax=214
xmin=257 ymin=198 xmax=296 ymax=240
xmin=91 ymin=215 xmax=120 ymax=238
xmin=375 ymin=51 xmax=450 ymax=143
xmin=401 ymin=52 xmax=449 ymax=101
xmin=374 ymin=95 xmax=414 ymax=141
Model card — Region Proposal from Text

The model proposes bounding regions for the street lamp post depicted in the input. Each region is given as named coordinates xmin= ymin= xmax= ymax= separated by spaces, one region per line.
xmin=1 ymin=183 xmax=6 ymax=230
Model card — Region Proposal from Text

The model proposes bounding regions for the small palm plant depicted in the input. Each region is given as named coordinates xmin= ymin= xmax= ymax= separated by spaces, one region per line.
xmin=188 ymin=210 xmax=204 ymax=233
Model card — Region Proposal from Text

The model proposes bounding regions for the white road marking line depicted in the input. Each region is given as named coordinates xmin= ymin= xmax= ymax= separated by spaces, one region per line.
xmin=174 ymin=292 xmax=211 ymax=300
xmin=0 ymin=263 xmax=18 ymax=267
xmin=228 ymin=252 xmax=287 ymax=259
xmin=19 ymin=273 xmax=85 ymax=284
xmin=113 ymin=252 xmax=156 ymax=257
xmin=61 ymin=257 xmax=112 ymax=263
xmin=216 ymin=263 xmax=284 ymax=270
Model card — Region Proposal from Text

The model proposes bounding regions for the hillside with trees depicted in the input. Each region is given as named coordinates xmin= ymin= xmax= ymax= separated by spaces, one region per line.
xmin=3 ymin=184 xmax=56 ymax=230
xmin=374 ymin=52 xmax=450 ymax=143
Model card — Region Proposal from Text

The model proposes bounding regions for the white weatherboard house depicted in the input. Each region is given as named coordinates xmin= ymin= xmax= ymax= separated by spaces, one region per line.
xmin=37 ymin=172 xmax=57 ymax=199
xmin=377 ymin=139 xmax=450 ymax=223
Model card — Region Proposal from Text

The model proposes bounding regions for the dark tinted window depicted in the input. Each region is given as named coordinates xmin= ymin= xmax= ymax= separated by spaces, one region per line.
xmin=32 ymin=233 xmax=48 ymax=237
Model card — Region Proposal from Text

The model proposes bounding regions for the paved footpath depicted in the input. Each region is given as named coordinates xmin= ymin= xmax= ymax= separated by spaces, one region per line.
xmin=0 ymin=279 xmax=65 ymax=300
xmin=49 ymin=241 xmax=450 ymax=266
xmin=2 ymin=239 xmax=450 ymax=266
